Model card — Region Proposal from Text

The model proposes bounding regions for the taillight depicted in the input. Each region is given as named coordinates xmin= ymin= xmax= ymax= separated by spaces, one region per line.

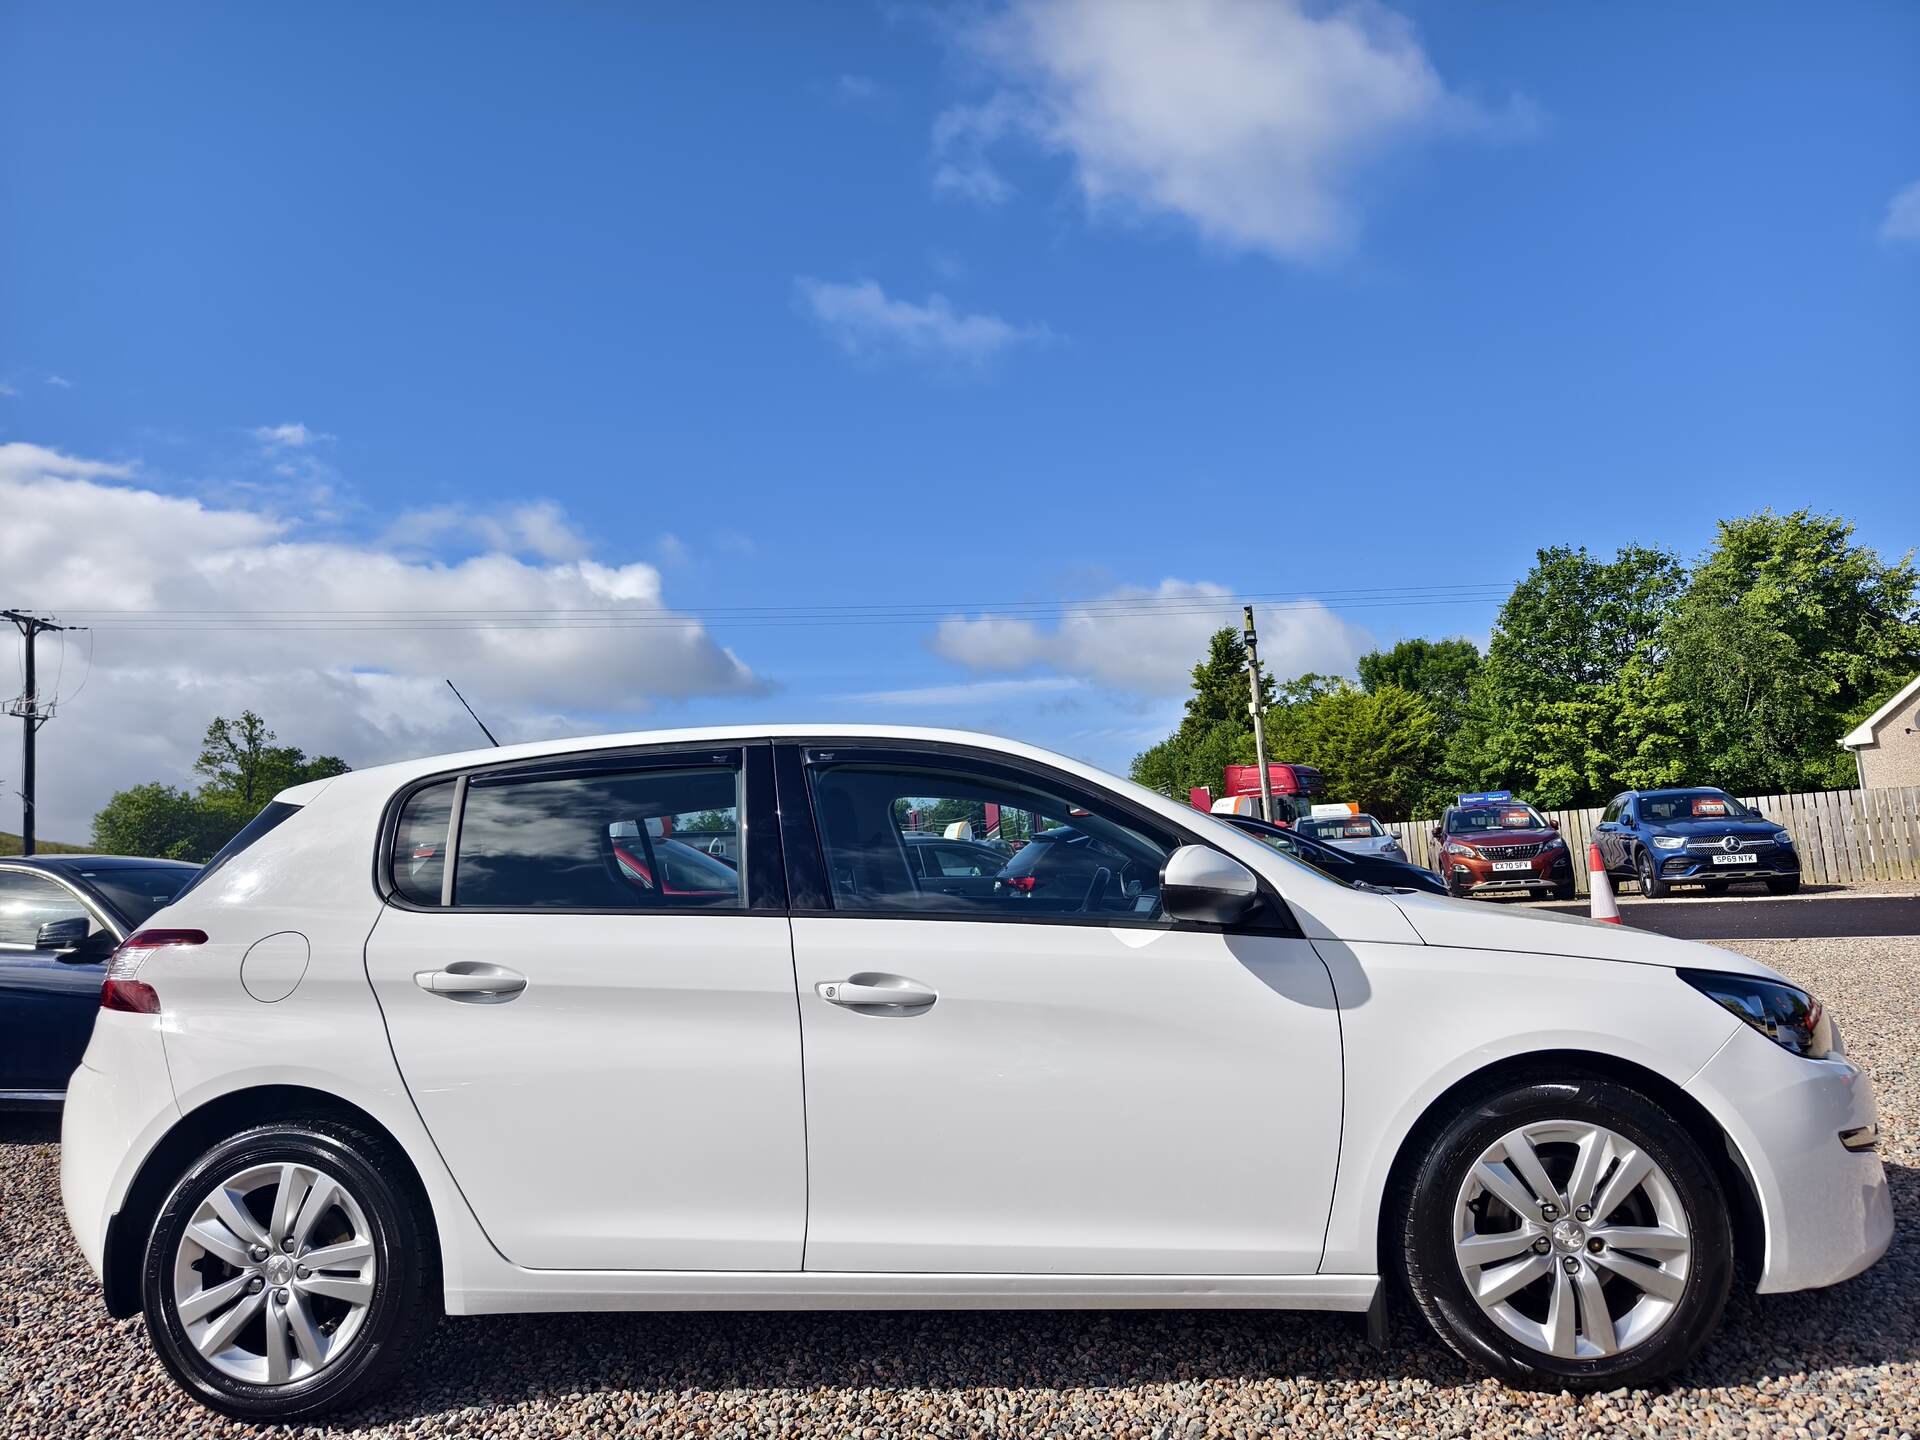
xmin=100 ymin=928 xmax=207 ymax=1014
xmin=1002 ymin=875 xmax=1038 ymax=892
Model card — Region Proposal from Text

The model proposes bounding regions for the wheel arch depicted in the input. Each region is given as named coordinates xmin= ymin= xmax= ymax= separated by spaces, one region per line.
xmin=101 ymin=1085 xmax=443 ymax=1319
xmin=1375 ymin=1048 xmax=1764 ymax=1293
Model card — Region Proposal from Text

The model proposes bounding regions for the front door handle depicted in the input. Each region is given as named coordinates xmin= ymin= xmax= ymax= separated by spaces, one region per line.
xmin=413 ymin=962 xmax=527 ymax=1002
xmin=816 ymin=973 xmax=937 ymax=1012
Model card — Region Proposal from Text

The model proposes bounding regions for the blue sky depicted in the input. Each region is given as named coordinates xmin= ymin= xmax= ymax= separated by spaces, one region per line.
xmin=3 ymin=1 xmax=1918 ymax=838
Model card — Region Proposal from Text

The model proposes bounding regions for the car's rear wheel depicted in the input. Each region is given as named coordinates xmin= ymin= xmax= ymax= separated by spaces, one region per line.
xmin=142 ymin=1121 xmax=435 ymax=1421
xmin=1765 ymin=875 xmax=1801 ymax=895
xmin=1634 ymin=848 xmax=1668 ymax=898
xmin=1399 ymin=1073 xmax=1732 ymax=1390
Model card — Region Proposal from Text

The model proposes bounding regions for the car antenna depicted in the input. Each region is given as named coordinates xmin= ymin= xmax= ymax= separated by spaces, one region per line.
xmin=445 ymin=679 xmax=500 ymax=747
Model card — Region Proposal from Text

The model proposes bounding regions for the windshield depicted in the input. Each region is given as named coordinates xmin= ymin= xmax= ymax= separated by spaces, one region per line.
xmin=1297 ymin=816 xmax=1383 ymax=841
xmin=72 ymin=863 xmax=199 ymax=926
xmin=1639 ymin=789 xmax=1753 ymax=823
xmin=1446 ymin=803 xmax=1548 ymax=835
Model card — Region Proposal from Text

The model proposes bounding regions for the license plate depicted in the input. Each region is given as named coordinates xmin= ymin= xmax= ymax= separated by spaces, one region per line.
xmin=1711 ymin=853 xmax=1757 ymax=866
xmin=1491 ymin=859 xmax=1533 ymax=872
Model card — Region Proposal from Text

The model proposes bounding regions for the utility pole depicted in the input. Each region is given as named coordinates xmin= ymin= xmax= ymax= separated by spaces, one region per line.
xmin=3 ymin=611 xmax=76 ymax=856
xmin=1242 ymin=605 xmax=1275 ymax=824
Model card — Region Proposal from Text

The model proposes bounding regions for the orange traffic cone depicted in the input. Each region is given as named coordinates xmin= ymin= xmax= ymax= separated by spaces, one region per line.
xmin=1588 ymin=841 xmax=1621 ymax=924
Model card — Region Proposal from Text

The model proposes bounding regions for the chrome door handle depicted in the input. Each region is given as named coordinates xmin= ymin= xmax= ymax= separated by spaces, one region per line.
xmin=816 ymin=973 xmax=937 ymax=1011
xmin=413 ymin=962 xmax=527 ymax=1002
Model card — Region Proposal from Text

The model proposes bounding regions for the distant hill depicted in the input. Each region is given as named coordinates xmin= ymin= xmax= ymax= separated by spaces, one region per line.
xmin=0 ymin=832 xmax=90 ymax=856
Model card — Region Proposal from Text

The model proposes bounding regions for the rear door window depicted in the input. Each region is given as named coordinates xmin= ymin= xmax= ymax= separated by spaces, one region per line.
xmin=454 ymin=763 xmax=743 ymax=910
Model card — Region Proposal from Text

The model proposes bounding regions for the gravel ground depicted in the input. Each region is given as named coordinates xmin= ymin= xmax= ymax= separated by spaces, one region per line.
xmin=4 ymin=936 xmax=1916 ymax=1439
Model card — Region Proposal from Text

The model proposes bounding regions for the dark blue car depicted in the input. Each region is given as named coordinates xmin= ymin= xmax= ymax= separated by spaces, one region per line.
xmin=1593 ymin=787 xmax=1801 ymax=899
xmin=0 ymin=854 xmax=199 ymax=1106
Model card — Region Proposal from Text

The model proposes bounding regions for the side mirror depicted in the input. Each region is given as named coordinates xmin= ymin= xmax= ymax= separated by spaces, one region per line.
xmin=36 ymin=916 xmax=97 ymax=957
xmin=1549 ymin=819 xmax=1560 ymax=831
xmin=1161 ymin=845 xmax=1260 ymax=925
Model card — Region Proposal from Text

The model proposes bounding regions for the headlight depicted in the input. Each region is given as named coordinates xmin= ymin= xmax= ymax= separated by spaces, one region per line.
xmin=1772 ymin=829 xmax=1794 ymax=847
xmin=1651 ymin=835 xmax=1688 ymax=850
xmin=1445 ymin=842 xmax=1479 ymax=858
xmin=1542 ymin=834 xmax=1565 ymax=851
xmin=1679 ymin=969 xmax=1838 ymax=1058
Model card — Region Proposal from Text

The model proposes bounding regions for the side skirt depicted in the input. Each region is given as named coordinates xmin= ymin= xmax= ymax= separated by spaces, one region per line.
xmin=447 ymin=1271 xmax=1379 ymax=1317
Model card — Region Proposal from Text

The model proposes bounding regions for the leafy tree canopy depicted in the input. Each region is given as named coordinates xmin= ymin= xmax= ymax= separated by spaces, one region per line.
xmin=93 ymin=712 xmax=353 ymax=861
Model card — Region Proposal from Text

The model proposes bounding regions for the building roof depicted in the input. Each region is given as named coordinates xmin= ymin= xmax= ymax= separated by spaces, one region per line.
xmin=1840 ymin=673 xmax=1920 ymax=750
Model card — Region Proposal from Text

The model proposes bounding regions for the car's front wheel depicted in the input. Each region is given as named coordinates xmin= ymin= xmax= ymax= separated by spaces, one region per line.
xmin=1634 ymin=847 xmax=1669 ymax=898
xmin=1399 ymin=1072 xmax=1733 ymax=1390
xmin=141 ymin=1120 xmax=436 ymax=1421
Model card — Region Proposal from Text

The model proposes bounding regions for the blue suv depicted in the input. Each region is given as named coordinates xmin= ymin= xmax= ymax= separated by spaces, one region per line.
xmin=1593 ymin=787 xmax=1801 ymax=898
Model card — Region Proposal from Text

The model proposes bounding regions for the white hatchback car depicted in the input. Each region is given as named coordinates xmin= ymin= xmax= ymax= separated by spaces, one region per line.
xmin=61 ymin=727 xmax=1890 ymax=1420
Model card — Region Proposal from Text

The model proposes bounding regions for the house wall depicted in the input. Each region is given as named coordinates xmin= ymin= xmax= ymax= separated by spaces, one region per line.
xmin=1857 ymin=715 xmax=1920 ymax=789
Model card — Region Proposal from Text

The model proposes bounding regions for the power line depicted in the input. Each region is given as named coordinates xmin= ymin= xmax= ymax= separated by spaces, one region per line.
xmin=28 ymin=587 xmax=1512 ymax=634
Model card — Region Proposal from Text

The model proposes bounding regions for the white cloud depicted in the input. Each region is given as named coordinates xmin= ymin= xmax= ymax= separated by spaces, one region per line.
xmin=796 ymin=277 xmax=1051 ymax=363
xmin=1881 ymin=179 xmax=1920 ymax=243
xmin=0 ymin=442 xmax=762 ymax=840
xmin=383 ymin=501 xmax=592 ymax=562
xmin=0 ymin=383 xmax=17 ymax=398
xmin=251 ymin=421 xmax=324 ymax=448
xmin=937 ymin=0 xmax=1520 ymax=260
xmin=44 ymin=374 xmax=73 ymax=388
xmin=931 ymin=579 xmax=1374 ymax=694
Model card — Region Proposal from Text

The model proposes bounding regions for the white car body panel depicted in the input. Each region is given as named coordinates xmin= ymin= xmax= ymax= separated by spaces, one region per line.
xmin=58 ymin=723 xmax=1890 ymax=1325
xmin=792 ymin=916 xmax=1340 ymax=1274
xmin=363 ymin=907 xmax=806 ymax=1270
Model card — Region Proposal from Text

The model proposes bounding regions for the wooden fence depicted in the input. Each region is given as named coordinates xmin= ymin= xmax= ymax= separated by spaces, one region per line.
xmin=1377 ymin=785 xmax=1920 ymax=894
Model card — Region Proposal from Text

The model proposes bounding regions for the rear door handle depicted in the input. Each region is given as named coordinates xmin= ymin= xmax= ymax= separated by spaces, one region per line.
xmin=816 ymin=973 xmax=937 ymax=1011
xmin=413 ymin=962 xmax=527 ymax=1002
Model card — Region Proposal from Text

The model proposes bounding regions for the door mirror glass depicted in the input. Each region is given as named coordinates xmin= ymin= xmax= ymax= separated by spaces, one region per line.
xmin=1160 ymin=845 xmax=1259 ymax=925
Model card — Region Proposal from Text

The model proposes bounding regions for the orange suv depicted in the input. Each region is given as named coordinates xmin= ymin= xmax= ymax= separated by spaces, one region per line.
xmin=1431 ymin=791 xmax=1575 ymax=900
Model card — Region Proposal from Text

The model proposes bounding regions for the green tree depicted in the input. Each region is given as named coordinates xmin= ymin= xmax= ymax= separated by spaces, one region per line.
xmin=196 ymin=711 xmax=349 ymax=812
xmin=1463 ymin=544 xmax=1690 ymax=808
xmin=90 ymin=783 xmax=231 ymax=862
xmin=1290 ymin=684 xmax=1440 ymax=819
xmin=1357 ymin=637 xmax=1481 ymax=733
xmin=1663 ymin=510 xmax=1920 ymax=792
xmin=92 ymin=713 xmax=355 ymax=860
xmin=1130 ymin=628 xmax=1268 ymax=797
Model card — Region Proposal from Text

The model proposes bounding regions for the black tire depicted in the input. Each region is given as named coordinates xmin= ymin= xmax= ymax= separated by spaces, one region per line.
xmin=1634 ymin=847 xmax=1668 ymax=899
xmin=1399 ymin=1072 xmax=1733 ymax=1391
xmin=1702 ymin=880 xmax=1729 ymax=896
xmin=1765 ymin=875 xmax=1801 ymax=895
xmin=1551 ymin=880 xmax=1576 ymax=902
xmin=141 ymin=1120 xmax=436 ymax=1421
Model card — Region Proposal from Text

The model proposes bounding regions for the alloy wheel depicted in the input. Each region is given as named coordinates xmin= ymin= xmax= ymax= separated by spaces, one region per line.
xmin=171 ymin=1162 xmax=378 ymax=1385
xmin=1452 ymin=1120 xmax=1691 ymax=1360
